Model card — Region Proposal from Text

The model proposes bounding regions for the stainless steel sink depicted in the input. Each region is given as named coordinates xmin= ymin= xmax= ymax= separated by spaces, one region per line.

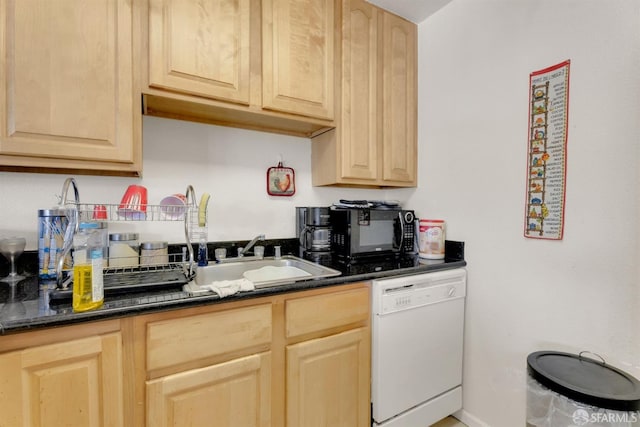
xmin=195 ymin=255 xmax=341 ymax=289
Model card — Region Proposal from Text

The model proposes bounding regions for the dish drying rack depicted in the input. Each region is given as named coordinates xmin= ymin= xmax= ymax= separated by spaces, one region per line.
xmin=54 ymin=178 xmax=207 ymax=293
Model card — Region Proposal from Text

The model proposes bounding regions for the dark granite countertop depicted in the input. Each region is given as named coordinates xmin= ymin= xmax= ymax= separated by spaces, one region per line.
xmin=0 ymin=240 xmax=466 ymax=335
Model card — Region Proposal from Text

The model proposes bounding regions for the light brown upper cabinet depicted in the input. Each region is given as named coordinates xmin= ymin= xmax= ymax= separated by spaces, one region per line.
xmin=311 ymin=0 xmax=417 ymax=187
xmin=0 ymin=0 xmax=142 ymax=176
xmin=143 ymin=0 xmax=336 ymax=137
xmin=148 ymin=0 xmax=252 ymax=105
xmin=381 ymin=11 xmax=417 ymax=184
xmin=262 ymin=0 xmax=335 ymax=120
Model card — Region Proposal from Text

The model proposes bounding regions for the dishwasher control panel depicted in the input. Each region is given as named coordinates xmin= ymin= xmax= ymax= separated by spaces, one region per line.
xmin=372 ymin=268 xmax=466 ymax=315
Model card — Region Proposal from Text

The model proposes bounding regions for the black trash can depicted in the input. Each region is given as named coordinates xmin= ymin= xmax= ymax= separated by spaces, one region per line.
xmin=527 ymin=351 xmax=640 ymax=426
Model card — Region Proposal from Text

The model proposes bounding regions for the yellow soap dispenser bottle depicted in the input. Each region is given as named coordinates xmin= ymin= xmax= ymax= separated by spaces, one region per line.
xmin=72 ymin=222 xmax=104 ymax=312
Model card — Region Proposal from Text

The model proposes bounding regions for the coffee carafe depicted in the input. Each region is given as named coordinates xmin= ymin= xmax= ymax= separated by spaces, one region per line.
xmin=295 ymin=207 xmax=332 ymax=263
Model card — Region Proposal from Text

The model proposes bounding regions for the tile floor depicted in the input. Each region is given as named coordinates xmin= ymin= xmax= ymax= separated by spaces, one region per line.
xmin=432 ymin=416 xmax=467 ymax=427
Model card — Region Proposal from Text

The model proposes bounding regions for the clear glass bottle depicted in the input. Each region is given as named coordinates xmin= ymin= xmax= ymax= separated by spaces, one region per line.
xmin=72 ymin=222 xmax=104 ymax=312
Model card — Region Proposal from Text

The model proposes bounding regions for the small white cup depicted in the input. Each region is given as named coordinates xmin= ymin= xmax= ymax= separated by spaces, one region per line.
xmin=254 ymin=245 xmax=265 ymax=259
xmin=214 ymin=248 xmax=227 ymax=261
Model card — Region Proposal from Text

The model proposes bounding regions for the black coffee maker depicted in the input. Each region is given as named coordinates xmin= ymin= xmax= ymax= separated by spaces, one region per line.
xmin=295 ymin=207 xmax=332 ymax=264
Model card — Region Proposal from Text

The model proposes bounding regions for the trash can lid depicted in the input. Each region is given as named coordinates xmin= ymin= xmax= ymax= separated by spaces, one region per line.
xmin=527 ymin=351 xmax=640 ymax=411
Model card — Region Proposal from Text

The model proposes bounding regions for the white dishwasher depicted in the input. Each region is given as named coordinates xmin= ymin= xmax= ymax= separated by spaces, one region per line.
xmin=371 ymin=268 xmax=466 ymax=427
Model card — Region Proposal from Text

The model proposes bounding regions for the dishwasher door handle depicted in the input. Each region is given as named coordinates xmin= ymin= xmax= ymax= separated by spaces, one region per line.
xmin=384 ymin=284 xmax=415 ymax=293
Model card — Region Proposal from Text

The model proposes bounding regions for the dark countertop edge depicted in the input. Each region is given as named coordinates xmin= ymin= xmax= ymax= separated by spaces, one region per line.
xmin=0 ymin=260 xmax=467 ymax=335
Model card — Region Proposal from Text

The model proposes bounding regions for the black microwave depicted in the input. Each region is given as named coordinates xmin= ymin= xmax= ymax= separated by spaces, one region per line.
xmin=329 ymin=208 xmax=415 ymax=260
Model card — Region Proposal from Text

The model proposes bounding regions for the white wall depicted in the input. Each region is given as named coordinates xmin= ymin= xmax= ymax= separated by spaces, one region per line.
xmin=0 ymin=116 xmax=386 ymax=250
xmin=406 ymin=1 xmax=640 ymax=426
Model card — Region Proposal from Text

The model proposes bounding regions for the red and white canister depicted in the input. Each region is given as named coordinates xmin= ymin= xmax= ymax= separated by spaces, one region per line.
xmin=419 ymin=219 xmax=445 ymax=259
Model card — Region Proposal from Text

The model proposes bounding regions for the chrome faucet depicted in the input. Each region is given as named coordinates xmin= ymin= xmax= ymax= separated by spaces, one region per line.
xmin=238 ymin=234 xmax=265 ymax=257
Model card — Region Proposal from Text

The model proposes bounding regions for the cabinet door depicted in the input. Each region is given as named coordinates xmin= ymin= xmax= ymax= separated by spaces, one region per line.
xmin=339 ymin=0 xmax=379 ymax=181
xmin=0 ymin=0 xmax=140 ymax=174
xmin=147 ymin=352 xmax=271 ymax=427
xmin=287 ymin=328 xmax=370 ymax=427
xmin=148 ymin=0 xmax=252 ymax=104
xmin=0 ymin=333 xmax=123 ymax=427
xmin=381 ymin=11 xmax=417 ymax=184
xmin=262 ymin=0 xmax=335 ymax=120
xmin=311 ymin=3 xmax=416 ymax=188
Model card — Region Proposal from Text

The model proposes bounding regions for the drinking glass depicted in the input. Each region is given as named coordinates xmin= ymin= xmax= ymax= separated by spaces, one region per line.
xmin=0 ymin=237 xmax=26 ymax=283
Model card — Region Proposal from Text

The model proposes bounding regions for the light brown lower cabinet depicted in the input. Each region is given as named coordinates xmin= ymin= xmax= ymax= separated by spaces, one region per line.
xmin=0 ymin=283 xmax=370 ymax=427
xmin=146 ymin=352 xmax=272 ymax=427
xmin=287 ymin=328 xmax=370 ymax=427
xmin=0 ymin=321 xmax=124 ymax=427
xmin=137 ymin=283 xmax=371 ymax=427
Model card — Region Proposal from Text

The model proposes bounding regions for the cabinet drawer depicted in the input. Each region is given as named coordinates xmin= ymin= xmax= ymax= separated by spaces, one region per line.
xmin=147 ymin=304 xmax=272 ymax=371
xmin=286 ymin=287 xmax=369 ymax=338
